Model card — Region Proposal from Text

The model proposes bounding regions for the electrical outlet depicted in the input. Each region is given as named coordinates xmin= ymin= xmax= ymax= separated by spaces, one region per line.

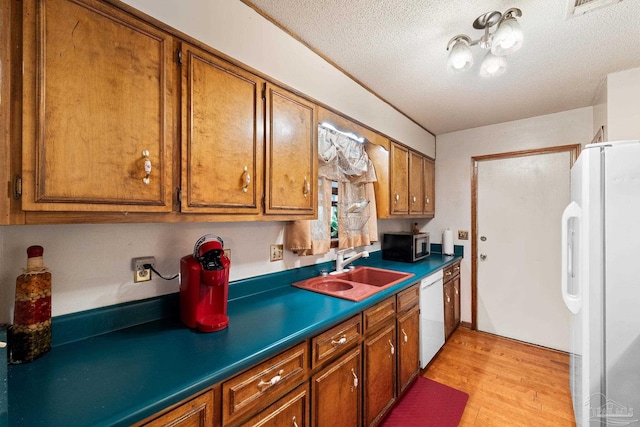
xmin=458 ymin=230 xmax=469 ymax=240
xmin=270 ymin=244 xmax=283 ymax=262
xmin=132 ymin=256 xmax=155 ymax=283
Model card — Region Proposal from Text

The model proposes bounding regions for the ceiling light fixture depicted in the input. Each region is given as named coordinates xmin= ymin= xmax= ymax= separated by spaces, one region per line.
xmin=446 ymin=8 xmax=523 ymax=77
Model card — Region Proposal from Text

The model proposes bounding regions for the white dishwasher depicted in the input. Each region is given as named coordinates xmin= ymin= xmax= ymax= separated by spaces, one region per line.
xmin=419 ymin=269 xmax=445 ymax=368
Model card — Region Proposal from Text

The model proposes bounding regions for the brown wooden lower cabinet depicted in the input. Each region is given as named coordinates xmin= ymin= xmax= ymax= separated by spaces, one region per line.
xmin=139 ymin=282 xmax=425 ymax=427
xmin=237 ymin=383 xmax=309 ymax=427
xmin=140 ymin=389 xmax=218 ymax=427
xmin=311 ymin=346 xmax=362 ymax=427
xmin=363 ymin=322 xmax=396 ymax=427
xmin=397 ymin=304 xmax=420 ymax=395
xmin=443 ymin=261 xmax=461 ymax=340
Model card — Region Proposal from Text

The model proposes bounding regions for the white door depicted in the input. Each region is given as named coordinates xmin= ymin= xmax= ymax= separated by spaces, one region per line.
xmin=477 ymin=151 xmax=572 ymax=351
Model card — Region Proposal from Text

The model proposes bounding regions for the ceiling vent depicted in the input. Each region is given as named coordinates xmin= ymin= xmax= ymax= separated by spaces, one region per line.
xmin=566 ymin=0 xmax=623 ymax=19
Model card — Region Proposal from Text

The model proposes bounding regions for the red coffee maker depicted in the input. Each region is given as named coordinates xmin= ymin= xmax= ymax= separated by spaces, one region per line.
xmin=180 ymin=235 xmax=230 ymax=332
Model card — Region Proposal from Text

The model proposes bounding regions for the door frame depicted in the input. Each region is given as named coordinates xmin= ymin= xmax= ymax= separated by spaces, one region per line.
xmin=470 ymin=144 xmax=581 ymax=330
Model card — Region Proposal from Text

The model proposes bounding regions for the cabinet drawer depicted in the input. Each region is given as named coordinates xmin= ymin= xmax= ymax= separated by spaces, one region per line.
xmin=140 ymin=389 xmax=216 ymax=427
xmin=230 ymin=383 xmax=309 ymax=427
xmin=443 ymin=261 xmax=460 ymax=282
xmin=396 ymin=284 xmax=419 ymax=313
xmin=222 ymin=342 xmax=307 ymax=425
xmin=363 ymin=297 xmax=396 ymax=334
xmin=311 ymin=315 xmax=362 ymax=369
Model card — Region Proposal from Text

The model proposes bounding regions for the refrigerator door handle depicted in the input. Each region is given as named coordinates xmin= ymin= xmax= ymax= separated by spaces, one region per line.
xmin=561 ymin=201 xmax=581 ymax=314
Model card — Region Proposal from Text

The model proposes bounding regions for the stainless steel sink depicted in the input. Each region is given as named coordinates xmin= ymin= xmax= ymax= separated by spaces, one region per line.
xmin=292 ymin=266 xmax=414 ymax=301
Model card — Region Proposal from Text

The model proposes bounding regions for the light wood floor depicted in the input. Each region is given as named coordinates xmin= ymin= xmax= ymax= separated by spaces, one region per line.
xmin=422 ymin=326 xmax=576 ymax=426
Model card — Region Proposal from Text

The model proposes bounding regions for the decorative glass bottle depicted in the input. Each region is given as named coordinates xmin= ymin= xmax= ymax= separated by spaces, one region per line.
xmin=10 ymin=246 xmax=52 ymax=363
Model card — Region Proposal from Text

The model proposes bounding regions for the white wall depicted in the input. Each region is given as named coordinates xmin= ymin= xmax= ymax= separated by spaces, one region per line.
xmin=0 ymin=0 xmax=430 ymax=323
xmin=426 ymin=107 xmax=594 ymax=324
xmin=607 ymin=67 xmax=640 ymax=141
xmin=593 ymin=79 xmax=608 ymax=141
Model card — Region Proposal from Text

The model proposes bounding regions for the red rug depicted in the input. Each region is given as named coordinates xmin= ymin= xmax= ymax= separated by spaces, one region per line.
xmin=381 ymin=377 xmax=469 ymax=427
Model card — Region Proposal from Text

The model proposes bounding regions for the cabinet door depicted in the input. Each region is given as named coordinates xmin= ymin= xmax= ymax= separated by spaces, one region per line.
xmin=397 ymin=305 xmax=420 ymax=395
xmin=444 ymin=281 xmax=455 ymax=340
xmin=238 ymin=384 xmax=309 ymax=427
xmin=181 ymin=44 xmax=264 ymax=214
xmin=22 ymin=0 xmax=174 ymax=212
xmin=389 ymin=142 xmax=409 ymax=215
xmin=453 ymin=272 xmax=461 ymax=328
xmin=264 ymin=83 xmax=317 ymax=217
xmin=142 ymin=390 xmax=215 ymax=427
xmin=311 ymin=347 xmax=361 ymax=427
xmin=363 ymin=323 xmax=396 ymax=427
xmin=423 ymin=157 xmax=435 ymax=217
xmin=408 ymin=151 xmax=423 ymax=215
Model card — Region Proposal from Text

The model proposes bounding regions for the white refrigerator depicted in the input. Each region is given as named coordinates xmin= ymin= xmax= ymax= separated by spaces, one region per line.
xmin=561 ymin=140 xmax=640 ymax=426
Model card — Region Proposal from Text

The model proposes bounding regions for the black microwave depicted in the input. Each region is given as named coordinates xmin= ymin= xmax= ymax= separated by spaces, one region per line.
xmin=382 ymin=232 xmax=430 ymax=263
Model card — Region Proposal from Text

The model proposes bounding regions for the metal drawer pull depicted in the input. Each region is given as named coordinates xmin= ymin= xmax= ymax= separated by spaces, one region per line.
xmin=401 ymin=328 xmax=408 ymax=343
xmin=388 ymin=339 xmax=395 ymax=355
xmin=242 ymin=166 xmax=250 ymax=193
xmin=331 ymin=335 xmax=347 ymax=346
xmin=292 ymin=416 xmax=299 ymax=427
xmin=351 ymin=368 xmax=358 ymax=388
xmin=303 ymin=177 xmax=310 ymax=197
xmin=141 ymin=150 xmax=152 ymax=185
xmin=257 ymin=369 xmax=284 ymax=390
xmin=446 ymin=270 xmax=452 ymax=276
xmin=454 ymin=266 xmax=460 ymax=272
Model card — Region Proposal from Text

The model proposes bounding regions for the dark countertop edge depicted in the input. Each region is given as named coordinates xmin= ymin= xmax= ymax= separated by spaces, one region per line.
xmin=8 ymin=250 xmax=463 ymax=427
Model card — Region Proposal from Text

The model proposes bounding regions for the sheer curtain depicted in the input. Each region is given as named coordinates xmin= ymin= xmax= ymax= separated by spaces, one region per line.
xmin=286 ymin=125 xmax=378 ymax=255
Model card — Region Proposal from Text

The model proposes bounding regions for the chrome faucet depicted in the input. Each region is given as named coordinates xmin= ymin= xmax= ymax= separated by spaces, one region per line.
xmin=333 ymin=248 xmax=370 ymax=274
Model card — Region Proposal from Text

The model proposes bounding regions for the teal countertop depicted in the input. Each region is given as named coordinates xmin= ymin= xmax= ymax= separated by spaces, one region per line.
xmin=7 ymin=251 xmax=461 ymax=427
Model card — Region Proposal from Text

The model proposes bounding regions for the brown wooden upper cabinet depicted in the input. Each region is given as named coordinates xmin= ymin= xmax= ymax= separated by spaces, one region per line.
xmin=264 ymin=83 xmax=317 ymax=217
xmin=423 ymin=157 xmax=435 ymax=217
xmin=389 ymin=142 xmax=409 ymax=215
xmin=21 ymin=0 xmax=175 ymax=212
xmin=409 ymin=150 xmax=424 ymax=215
xmin=180 ymin=43 xmax=264 ymax=214
xmin=376 ymin=140 xmax=434 ymax=218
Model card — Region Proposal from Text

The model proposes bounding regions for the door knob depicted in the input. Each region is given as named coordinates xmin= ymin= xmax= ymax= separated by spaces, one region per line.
xmin=480 ymin=236 xmax=487 ymax=241
xmin=480 ymin=253 xmax=487 ymax=260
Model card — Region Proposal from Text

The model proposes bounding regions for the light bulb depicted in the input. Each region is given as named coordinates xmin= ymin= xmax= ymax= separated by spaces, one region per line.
xmin=447 ymin=39 xmax=473 ymax=72
xmin=491 ymin=18 xmax=523 ymax=56
xmin=480 ymin=53 xmax=507 ymax=77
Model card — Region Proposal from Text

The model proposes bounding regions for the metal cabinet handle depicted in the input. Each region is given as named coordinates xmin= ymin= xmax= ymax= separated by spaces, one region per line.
xmin=388 ymin=339 xmax=395 ymax=355
xmin=445 ymin=270 xmax=452 ymax=276
xmin=401 ymin=328 xmax=408 ymax=343
xmin=0 ymin=341 xmax=6 ymax=348
xmin=303 ymin=177 xmax=310 ymax=198
xmin=242 ymin=166 xmax=250 ymax=193
xmin=454 ymin=265 xmax=460 ymax=272
xmin=446 ymin=293 xmax=451 ymax=303
xmin=455 ymin=287 xmax=459 ymax=296
xmin=425 ymin=196 xmax=430 ymax=204
xmin=257 ymin=369 xmax=284 ymax=390
xmin=351 ymin=368 xmax=359 ymax=388
xmin=412 ymin=195 xmax=417 ymax=204
xmin=331 ymin=335 xmax=347 ymax=347
xmin=394 ymin=193 xmax=400 ymax=203
xmin=141 ymin=150 xmax=152 ymax=185
xmin=292 ymin=416 xmax=299 ymax=427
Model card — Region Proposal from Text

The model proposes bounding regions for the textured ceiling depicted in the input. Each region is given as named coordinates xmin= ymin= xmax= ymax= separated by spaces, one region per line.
xmin=243 ymin=0 xmax=640 ymax=135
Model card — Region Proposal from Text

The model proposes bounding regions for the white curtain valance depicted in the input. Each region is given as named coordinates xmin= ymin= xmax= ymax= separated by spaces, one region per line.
xmin=318 ymin=126 xmax=377 ymax=183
